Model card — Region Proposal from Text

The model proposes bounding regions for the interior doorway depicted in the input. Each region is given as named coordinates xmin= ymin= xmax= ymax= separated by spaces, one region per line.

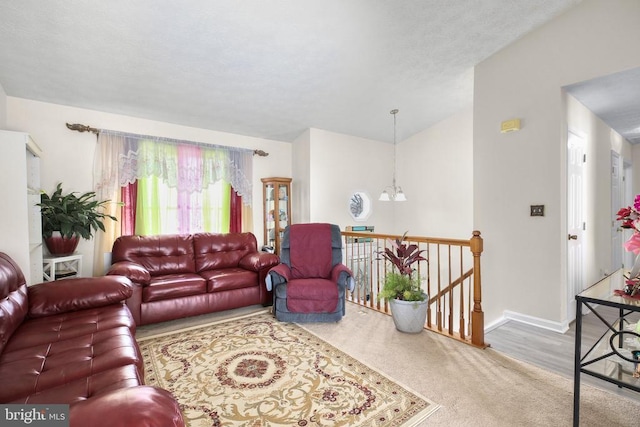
xmin=567 ymin=130 xmax=585 ymax=321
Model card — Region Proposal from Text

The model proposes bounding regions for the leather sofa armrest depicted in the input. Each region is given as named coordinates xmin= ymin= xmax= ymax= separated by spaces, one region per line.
xmin=239 ymin=252 xmax=280 ymax=272
xmin=108 ymin=261 xmax=151 ymax=285
xmin=28 ymin=276 xmax=133 ymax=318
xmin=69 ymin=386 xmax=185 ymax=427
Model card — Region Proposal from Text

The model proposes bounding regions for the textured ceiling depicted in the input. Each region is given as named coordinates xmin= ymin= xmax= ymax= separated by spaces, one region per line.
xmin=0 ymin=1 xmax=581 ymax=143
xmin=565 ymin=67 xmax=640 ymax=144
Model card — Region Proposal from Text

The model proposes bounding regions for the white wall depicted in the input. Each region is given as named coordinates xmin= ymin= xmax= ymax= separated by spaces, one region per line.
xmin=474 ymin=0 xmax=640 ymax=329
xmin=290 ymin=113 xmax=474 ymax=239
xmin=249 ymin=104 xmax=472 ymax=240
xmin=292 ymin=129 xmax=311 ymax=224
xmin=303 ymin=128 xmax=396 ymax=233
xmin=397 ymin=107 xmax=473 ymax=239
xmin=6 ymin=97 xmax=291 ymax=277
xmin=4 ymin=96 xmax=474 ymax=278
xmin=0 ymin=82 xmax=7 ymax=129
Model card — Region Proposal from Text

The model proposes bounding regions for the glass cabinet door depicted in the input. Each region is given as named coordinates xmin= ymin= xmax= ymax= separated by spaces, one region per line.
xmin=265 ymin=183 xmax=276 ymax=247
xmin=262 ymin=177 xmax=292 ymax=255
xmin=277 ymin=183 xmax=289 ymax=237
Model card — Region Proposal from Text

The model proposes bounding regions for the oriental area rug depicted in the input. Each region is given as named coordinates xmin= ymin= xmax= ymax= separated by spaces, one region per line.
xmin=138 ymin=311 xmax=440 ymax=426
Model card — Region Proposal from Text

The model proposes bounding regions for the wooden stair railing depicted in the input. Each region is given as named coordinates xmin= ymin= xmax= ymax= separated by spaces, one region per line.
xmin=427 ymin=268 xmax=472 ymax=305
xmin=341 ymin=230 xmax=486 ymax=348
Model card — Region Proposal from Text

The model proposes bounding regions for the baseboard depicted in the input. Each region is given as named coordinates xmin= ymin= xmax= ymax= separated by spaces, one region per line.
xmin=485 ymin=310 xmax=570 ymax=334
xmin=484 ymin=316 xmax=511 ymax=333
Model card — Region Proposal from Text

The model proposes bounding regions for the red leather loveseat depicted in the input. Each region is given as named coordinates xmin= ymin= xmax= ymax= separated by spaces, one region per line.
xmin=107 ymin=232 xmax=279 ymax=325
xmin=0 ymin=252 xmax=184 ymax=427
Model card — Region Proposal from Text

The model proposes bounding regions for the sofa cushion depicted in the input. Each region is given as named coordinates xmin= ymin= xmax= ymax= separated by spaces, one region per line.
xmin=0 ymin=253 xmax=29 ymax=355
xmin=285 ymin=278 xmax=339 ymax=313
xmin=0 ymin=326 xmax=142 ymax=403
xmin=112 ymin=234 xmax=196 ymax=275
xmin=11 ymin=364 xmax=142 ymax=404
xmin=143 ymin=273 xmax=207 ymax=302
xmin=4 ymin=304 xmax=135 ymax=353
xmin=200 ymin=268 xmax=258 ymax=292
xmin=194 ymin=232 xmax=258 ymax=272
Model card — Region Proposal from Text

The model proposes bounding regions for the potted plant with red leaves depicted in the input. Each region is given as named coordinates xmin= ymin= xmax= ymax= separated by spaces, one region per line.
xmin=377 ymin=232 xmax=428 ymax=333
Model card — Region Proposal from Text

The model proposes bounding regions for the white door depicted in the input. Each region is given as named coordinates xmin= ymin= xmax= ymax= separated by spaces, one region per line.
xmin=611 ymin=151 xmax=623 ymax=272
xmin=567 ymin=130 xmax=585 ymax=321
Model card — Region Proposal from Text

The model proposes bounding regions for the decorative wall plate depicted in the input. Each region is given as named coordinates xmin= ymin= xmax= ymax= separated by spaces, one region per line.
xmin=349 ymin=191 xmax=372 ymax=221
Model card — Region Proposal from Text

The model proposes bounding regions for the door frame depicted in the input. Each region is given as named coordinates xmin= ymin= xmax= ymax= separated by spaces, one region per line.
xmin=623 ymin=160 xmax=634 ymax=269
xmin=611 ymin=150 xmax=623 ymax=273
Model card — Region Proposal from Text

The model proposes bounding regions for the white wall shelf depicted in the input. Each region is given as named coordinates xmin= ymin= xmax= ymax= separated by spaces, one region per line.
xmin=0 ymin=130 xmax=43 ymax=284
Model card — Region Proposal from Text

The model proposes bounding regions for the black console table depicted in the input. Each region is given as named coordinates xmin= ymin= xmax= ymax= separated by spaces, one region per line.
xmin=573 ymin=270 xmax=640 ymax=426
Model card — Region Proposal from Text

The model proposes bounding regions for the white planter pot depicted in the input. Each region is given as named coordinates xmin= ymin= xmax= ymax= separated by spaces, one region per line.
xmin=389 ymin=295 xmax=428 ymax=334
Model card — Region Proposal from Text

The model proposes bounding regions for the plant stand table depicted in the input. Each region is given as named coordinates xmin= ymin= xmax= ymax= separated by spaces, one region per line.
xmin=573 ymin=269 xmax=640 ymax=426
xmin=42 ymin=253 xmax=82 ymax=281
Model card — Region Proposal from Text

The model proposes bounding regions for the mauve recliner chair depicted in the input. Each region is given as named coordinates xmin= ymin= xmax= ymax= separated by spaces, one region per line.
xmin=266 ymin=223 xmax=354 ymax=322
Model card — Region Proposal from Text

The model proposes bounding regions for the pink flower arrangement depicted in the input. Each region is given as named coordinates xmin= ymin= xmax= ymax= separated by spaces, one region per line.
xmin=617 ymin=194 xmax=640 ymax=295
xmin=617 ymin=194 xmax=640 ymax=253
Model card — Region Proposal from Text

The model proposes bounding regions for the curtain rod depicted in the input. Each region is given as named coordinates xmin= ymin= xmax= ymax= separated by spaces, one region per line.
xmin=65 ymin=122 xmax=269 ymax=157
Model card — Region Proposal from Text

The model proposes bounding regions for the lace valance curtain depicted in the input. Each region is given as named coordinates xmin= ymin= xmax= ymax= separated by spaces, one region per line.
xmin=91 ymin=130 xmax=254 ymax=276
xmin=94 ymin=130 xmax=253 ymax=206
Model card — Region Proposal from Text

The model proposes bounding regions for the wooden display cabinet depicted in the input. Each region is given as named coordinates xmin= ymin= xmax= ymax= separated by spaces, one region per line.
xmin=261 ymin=177 xmax=292 ymax=255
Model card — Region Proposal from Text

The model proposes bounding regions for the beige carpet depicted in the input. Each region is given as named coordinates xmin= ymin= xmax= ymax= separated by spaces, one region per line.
xmin=137 ymin=304 xmax=640 ymax=426
xmin=303 ymin=306 xmax=640 ymax=427
xmin=138 ymin=310 xmax=439 ymax=426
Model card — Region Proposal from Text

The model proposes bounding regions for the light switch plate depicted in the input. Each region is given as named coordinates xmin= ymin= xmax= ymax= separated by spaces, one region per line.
xmin=530 ymin=205 xmax=544 ymax=216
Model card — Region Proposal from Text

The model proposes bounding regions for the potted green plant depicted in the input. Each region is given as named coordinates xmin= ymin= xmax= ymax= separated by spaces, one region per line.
xmin=38 ymin=183 xmax=117 ymax=256
xmin=377 ymin=232 xmax=428 ymax=333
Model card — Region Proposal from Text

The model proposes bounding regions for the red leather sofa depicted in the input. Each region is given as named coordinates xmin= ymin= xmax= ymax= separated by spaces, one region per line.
xmin=0 ymin=252 xmax=184 ymax=427
xmin=107 ymin=232 xmax=280 ymax=325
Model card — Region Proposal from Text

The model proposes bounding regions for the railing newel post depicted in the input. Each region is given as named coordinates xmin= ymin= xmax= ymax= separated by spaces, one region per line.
xmin=470 ymin=230 xmax=485 ymax=347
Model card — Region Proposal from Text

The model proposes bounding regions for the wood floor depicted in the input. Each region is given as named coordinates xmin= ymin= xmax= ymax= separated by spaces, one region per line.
xmin=486 ymin=305 xmax=640 ymax=402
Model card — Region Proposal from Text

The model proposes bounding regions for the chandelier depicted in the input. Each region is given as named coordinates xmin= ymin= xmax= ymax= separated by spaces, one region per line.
xmin=379 ymin=109 xmax=406 ymax=202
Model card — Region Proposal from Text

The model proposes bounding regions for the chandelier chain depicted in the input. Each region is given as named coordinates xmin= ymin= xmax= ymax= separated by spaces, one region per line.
xmin=379 ymin=108 xmax=406 ymax=201
xmin=392 ymin=109 xmax=398 ymax=189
